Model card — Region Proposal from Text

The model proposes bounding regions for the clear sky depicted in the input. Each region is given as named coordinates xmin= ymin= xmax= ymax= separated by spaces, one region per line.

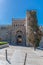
xmin=0 ymin=0 xmax=43 ymax=26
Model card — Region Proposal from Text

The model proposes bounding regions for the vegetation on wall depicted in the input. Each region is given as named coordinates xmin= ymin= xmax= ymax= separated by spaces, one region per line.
xmin=28 ymin=27 xmax=42 ymax=47
xmin=28 ymin=11 xmax=42 ymax=47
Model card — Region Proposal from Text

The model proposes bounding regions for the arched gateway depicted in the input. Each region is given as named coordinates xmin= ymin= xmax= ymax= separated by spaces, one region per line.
xmin=0 ymin=10 xmax=41 ymax=47
xmin=15 ymin=30 xmax=26 ymax=46
xmin=11 ymin=19 xmax=26 ymax=46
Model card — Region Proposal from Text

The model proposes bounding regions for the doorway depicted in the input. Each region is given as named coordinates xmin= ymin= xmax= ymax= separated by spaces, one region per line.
xmin=17 ymin=35 xmax=23 ymax=45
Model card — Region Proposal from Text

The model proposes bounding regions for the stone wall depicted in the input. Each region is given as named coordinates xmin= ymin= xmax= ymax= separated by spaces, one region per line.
xmin=0 ymin=25 xmax=11 ymax=42
xmin=26 ymin=10 xmax=38 ymax=46
xmin=11 ymin=19 xmax=26 ymax=45
xmin=0 ymin=10 xmax=42 ymax=47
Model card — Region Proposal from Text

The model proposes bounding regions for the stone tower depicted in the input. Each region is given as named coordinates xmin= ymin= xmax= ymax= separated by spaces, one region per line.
xmin=26 ymin=10 xmax=38 ymax=46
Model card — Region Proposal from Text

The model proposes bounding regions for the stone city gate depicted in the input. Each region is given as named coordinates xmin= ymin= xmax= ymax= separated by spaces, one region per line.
xmin=15 ymin=30 xmax=26 ymax=46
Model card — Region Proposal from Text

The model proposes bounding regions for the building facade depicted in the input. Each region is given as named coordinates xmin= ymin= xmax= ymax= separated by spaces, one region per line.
xmin=0 ymin=10 xmax=41 ymax=46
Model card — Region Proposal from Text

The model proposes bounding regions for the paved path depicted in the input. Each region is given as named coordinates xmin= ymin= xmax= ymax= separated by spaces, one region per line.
xmin=11 ymin=47 xmax=43 ymax=65
xmin=0 ymin=46 xmax=43 ymax=65
xmin=0 ymin=46 xmax=15 ymax=61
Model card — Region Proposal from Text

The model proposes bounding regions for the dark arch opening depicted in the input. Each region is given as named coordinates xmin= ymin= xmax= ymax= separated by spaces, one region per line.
xmin=17 ymin=35 xmax=23 ymax=45
xmin=18 ymin=35 xmax=22 ymax=38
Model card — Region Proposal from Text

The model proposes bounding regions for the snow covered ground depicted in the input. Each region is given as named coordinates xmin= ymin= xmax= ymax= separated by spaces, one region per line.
xmin=0 ymin=46 xmax=43 ymax=65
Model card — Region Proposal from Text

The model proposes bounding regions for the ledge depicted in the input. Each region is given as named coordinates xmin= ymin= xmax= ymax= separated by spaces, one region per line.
xmin=0 ymin=44 xmax=9 ymax=49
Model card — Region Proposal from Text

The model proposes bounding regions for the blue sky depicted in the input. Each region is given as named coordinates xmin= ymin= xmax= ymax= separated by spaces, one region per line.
xmin=0 ymin=0 xmax=43 ymax=26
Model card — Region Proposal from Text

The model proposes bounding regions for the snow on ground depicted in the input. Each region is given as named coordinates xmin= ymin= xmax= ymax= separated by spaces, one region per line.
xmin=0 ymin=46 xmax=43 ymax=65
xmin=33 ymin=48 xmax=43 ymax=57
xmin=0 ymin=60 xmax=5 ymax=65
